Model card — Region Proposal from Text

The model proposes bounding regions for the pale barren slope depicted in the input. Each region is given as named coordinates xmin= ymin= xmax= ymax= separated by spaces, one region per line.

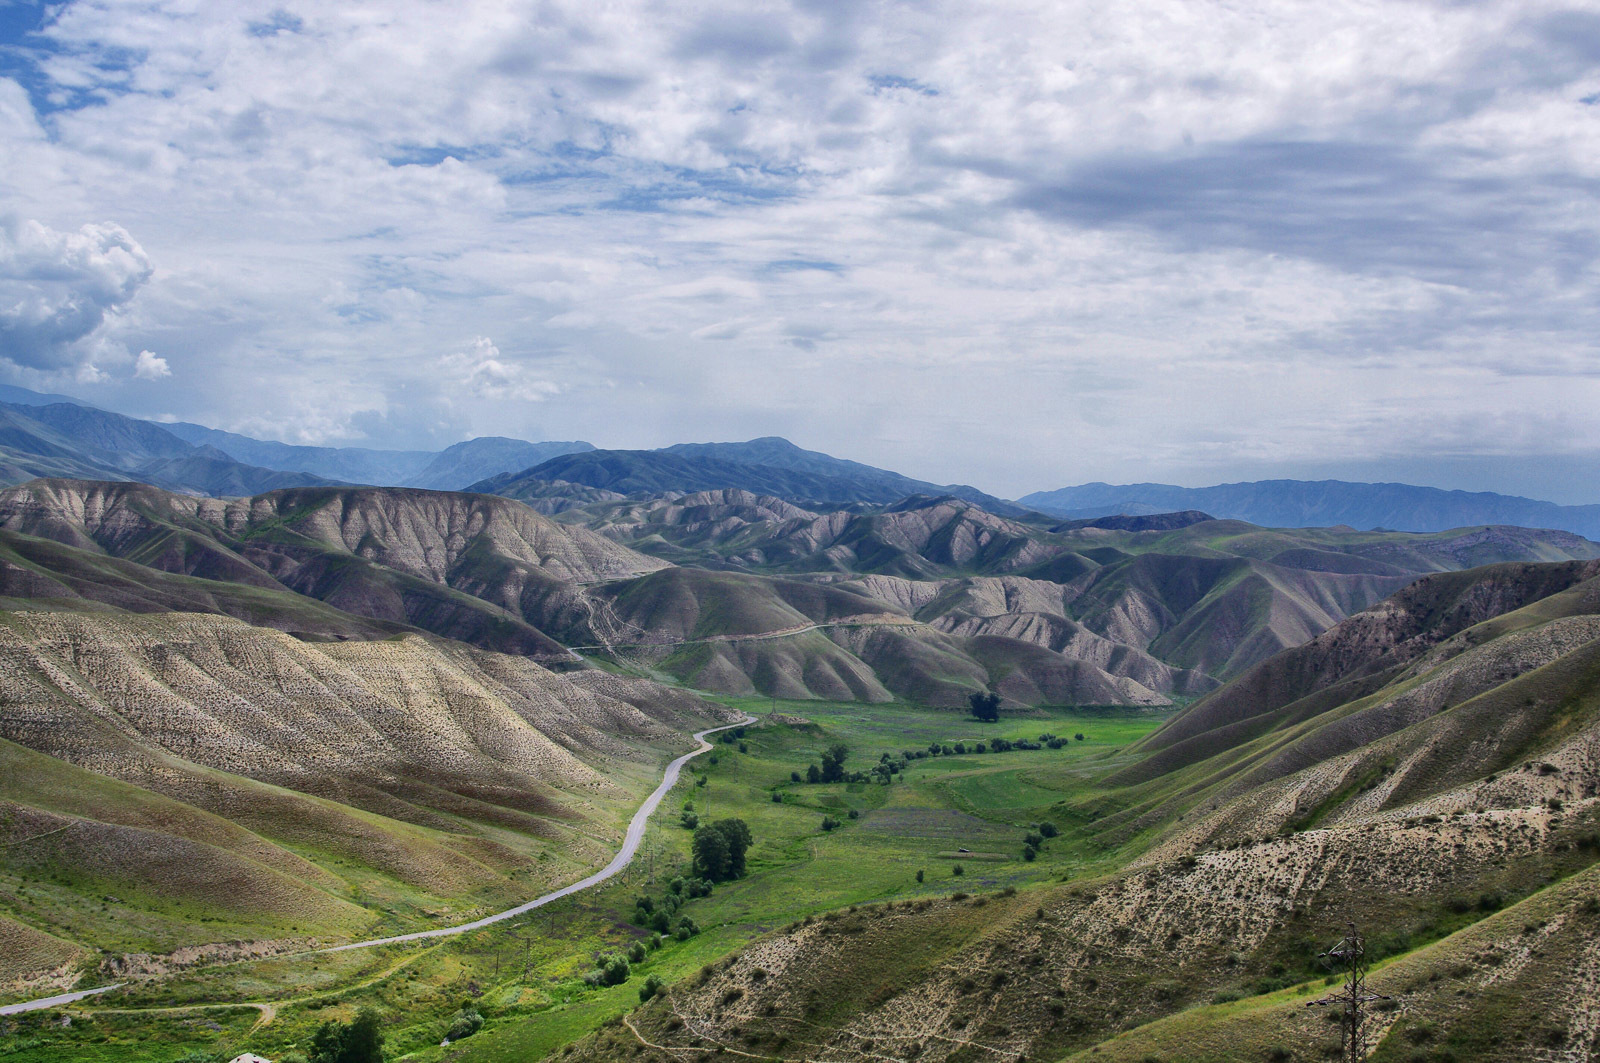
xmin=0 ymin=609 xmax=731 ymax=982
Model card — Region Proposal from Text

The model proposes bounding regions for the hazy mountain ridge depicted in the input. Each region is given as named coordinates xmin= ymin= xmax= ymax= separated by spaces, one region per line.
xmin=1025 ymin=478 xmax=1600 ymax=537
xmin=478 ymin=438 xmax=1027 ymax=514
xmin=0 ymin=401 xmax=345 ymax=497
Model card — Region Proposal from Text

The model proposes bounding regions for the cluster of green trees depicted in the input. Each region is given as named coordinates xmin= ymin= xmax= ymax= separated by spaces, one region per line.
xmin=1021 ymin=820 xmax=1059 ymax=861
xmin=787 ymin=744 xmax=926 ymax=786
xmin=693 ymin=817 xmax=753 ymax=881
xmin=631 ymin=875 xmax=712 ymax=938
xmin=305 ymin=1008 xmax=385 ymax=1063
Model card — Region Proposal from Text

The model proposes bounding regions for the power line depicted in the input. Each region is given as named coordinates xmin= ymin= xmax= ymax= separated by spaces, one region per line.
xmin=1306 ymin=921 xmax=1390 ymax=1063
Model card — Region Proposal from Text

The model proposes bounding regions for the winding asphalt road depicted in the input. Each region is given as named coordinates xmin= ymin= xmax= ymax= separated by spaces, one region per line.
xmin=325 ymin=713 xmax=755 ymax=951
xmin=0 ymin=714 xmax=753 ymax=1014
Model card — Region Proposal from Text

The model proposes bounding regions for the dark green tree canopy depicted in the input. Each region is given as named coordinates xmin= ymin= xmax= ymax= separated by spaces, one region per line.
xmin=968 ymin=691 xmax=1001 ymax=722
xmin=692 ymin=817 xmax=754 ymax=882
xmin=820 ymin=743 xmax=849 ymax=782
xmin=309 ymin=1007 xmax=385 ymax=1063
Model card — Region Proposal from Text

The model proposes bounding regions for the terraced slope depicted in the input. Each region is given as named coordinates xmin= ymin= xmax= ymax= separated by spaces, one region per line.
xmin=0 ymin=609 xmax=731 ymax=995
xmin=562 ymin=559 xmax=1600 ymax=1063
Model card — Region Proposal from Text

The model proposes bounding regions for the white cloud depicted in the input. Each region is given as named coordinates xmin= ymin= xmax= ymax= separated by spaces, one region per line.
xmin=0 ymin=216 xmax=152 ymax=371
xmin=133 ymin=349 xmax=171 ymax=379
xmin=0 ymin=0 xmax=1596 ymax=497
xmin=442 ymin=336 xmax=561 ymax=403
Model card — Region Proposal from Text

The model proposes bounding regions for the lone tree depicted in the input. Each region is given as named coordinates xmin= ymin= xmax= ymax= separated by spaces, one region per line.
xmin=969 ymin=691 xmax=1001 ymax=722
xmin=692 ymin=818 xmax=754 ymax=882
xmin=819 ymin=743 xmax=849 ymax=783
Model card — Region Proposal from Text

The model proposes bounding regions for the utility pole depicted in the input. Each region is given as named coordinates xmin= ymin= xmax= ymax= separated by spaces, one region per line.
xmin=1307 ymin=922 xmax=1390 ymax=1062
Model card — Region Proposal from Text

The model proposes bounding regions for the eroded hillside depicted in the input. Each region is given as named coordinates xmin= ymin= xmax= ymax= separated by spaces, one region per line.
xmin=0 ymin=609 xmax=732 ymax=995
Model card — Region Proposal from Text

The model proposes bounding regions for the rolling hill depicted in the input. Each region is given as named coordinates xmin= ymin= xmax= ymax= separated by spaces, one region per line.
xmin=0 ymin=608 xmax=733 ymax=992
xmin=561 ymin=556 xmax=1600 ymax=1063
xmin=3 ymin=479 xmax=1597 ymax=711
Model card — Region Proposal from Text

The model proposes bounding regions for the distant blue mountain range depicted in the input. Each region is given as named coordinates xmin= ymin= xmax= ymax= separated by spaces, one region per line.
xmin=1022 ymin=480 xmax=1600 ymax=538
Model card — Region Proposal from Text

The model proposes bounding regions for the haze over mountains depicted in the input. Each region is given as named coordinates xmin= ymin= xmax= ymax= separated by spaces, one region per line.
xmin=1025 ymin=479 xmax=1600 ymax=538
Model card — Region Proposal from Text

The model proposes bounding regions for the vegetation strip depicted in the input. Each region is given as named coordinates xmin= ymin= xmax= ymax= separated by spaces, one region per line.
xmin=319 ymin=715 xmax=754 ymax=952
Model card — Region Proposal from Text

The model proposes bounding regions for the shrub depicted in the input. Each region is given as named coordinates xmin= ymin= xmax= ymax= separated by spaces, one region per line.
xmin=791 ymin=770 xmax=802 ymax=783
xmin=738 ymin=742 xmax=748 ymax=753
xmin=628 ymin=942 xmax=647 ymax=964
xmin=1022 ymin=846 xmax=1037 ymax=862
xmin=821 ymin=816 xmax=840 ymax=831
xmin=601 ymin=955 xmax=631 ymax=986
xmin=445 ymin=1007 xmax=484 ymax=1041
xmin=309 ymin=1007 xmax=385 ymax=1063
xmin=772 ymin=792 xmax=783 ymax=803
xmin=952 ymin=864 xmax=965 ymax=876
xmin=1038 ymin=821 xmax=1058 ymax=838
xmin=916 ymin=869 xmax=925 ymax=883
xmin=1024 ymin=831 xmax=1044 ymax=847
xmin=681 ymin=810 xmax=699 ymax=830
xmin=847 ymin=809 xmax=860 ymax=820
xmin=639 ymin=974 xmax=665 ymax=1003
xmin=1074 ymin=733 xmax=1085 ymax=741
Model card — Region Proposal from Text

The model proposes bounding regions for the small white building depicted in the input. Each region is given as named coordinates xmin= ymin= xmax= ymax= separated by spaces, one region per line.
xmin=228 ymin=1054 xmax=273 ymax=1063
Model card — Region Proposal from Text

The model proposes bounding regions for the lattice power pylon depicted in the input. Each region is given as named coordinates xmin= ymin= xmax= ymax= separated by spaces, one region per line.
xmin=1306 ymin=922 xmax=1391 ymax=1062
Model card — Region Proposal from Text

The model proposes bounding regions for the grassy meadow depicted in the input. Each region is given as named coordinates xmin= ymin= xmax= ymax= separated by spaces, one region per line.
xmin=0 ymin=699 xmax=1172 ymax=1063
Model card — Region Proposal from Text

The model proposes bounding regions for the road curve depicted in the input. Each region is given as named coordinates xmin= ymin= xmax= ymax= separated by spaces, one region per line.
xmin=321 ymin=713 xmax=754 ymax=952
xmin=0 ymin=714 xmax=752 ymax=1014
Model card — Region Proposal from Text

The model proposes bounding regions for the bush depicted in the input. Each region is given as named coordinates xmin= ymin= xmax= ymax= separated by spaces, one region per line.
xmin=1022 ymin=846 xmax=1037 ymax=862
xmin=791 ymin=770 xmax=802 ymax=782
xmin=601 ymin=955 xmax=631 ymax=986
xmin=821 ymin=816 xmax=840 ymax=831
xmin=680 ymin=810 xmax=699 ymax=830
xmin=639 ymin=974 xmax=665 ymax=1002
xmin=1024 ymin=831 xmax=1044 ymax=847
xmin=309 ymin=1007 xmax=386 ymax=1063
xmin=952 ymin=864 xmax=965 ymax=876
xmin=772 ymin=792 xmax=783 ymax=803
xmin=628 ymin=941 xmax=648 ymax=963
xmin=1074 ymin=733 xmax=1085 ymax=742
xmin=675 ymin=917 xmax=700 ymax=940
xmin=1038 ymin=821 xmax=1058 ymax=838
xmin=847 ymin=809 xmax=860 ymax=820
xmin=916 ymin=869 xmax=925 ymax=883
xmin=445 ymin=1007 xmax=484 ymax=1041
xmin=738 ymin=742 xmax=748 ymax=753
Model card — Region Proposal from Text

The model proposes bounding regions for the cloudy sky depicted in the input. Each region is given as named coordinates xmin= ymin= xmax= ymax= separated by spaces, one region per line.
xmin=2 ymin=0 xmax=1599 ymax=501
